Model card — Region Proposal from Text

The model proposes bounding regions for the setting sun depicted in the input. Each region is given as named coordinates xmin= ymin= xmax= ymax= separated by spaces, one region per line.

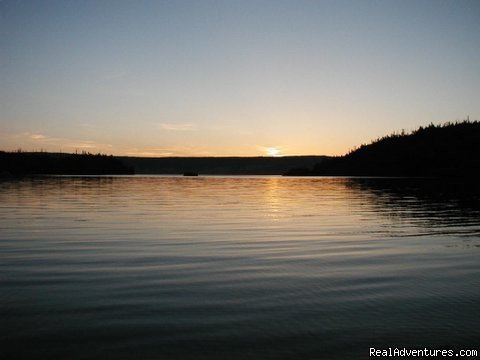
xmin=266 ymin=147 xmax=281 ymax=157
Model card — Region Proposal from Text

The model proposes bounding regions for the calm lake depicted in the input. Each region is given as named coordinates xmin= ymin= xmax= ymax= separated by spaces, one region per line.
xmin=1 ymin=176 xmax=479 ymax=359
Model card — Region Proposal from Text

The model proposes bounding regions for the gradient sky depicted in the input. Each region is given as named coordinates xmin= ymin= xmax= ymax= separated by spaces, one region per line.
xmin=1 ymin=0 xmax=479 ymax=156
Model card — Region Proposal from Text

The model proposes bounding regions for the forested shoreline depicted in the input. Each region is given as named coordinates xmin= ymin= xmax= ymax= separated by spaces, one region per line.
xmin=285 ymin=121 xmax=480 ymax=177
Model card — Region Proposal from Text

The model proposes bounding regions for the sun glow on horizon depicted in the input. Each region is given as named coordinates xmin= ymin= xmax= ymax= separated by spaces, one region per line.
xmin=1 ymin=1 xmax=479 ymax=159
xmin=266 ymin=147 xmax=282 ymax=157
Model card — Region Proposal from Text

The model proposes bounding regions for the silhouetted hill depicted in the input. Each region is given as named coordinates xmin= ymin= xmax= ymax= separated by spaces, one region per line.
xmin=120 ymin=156 xmax=328 ymax=175
xmin=0 ymin=152 xmax=134 ymax=176
xmin=285 ymin=121 xmax=480 ymax=177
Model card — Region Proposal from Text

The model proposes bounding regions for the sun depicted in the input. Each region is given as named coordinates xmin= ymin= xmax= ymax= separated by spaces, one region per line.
xmin=266 ymin=147 xmax=281 ymax=157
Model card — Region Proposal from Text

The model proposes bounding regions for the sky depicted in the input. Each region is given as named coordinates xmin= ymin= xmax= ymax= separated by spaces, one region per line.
xmin=1 ymin=0 xmax=479 ymax=157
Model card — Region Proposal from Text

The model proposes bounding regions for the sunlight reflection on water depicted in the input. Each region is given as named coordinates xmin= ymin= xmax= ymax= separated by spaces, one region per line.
xmin=1 ymin=176 xmax=479 ymax=359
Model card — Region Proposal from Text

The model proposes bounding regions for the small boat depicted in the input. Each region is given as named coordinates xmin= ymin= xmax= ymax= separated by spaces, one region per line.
xmin=183 ymin=172 xmax=199 ymax=176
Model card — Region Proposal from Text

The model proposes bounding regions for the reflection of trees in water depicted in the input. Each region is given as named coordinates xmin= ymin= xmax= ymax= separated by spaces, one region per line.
xmin=345 ymin=178 xmax=480 ymax=237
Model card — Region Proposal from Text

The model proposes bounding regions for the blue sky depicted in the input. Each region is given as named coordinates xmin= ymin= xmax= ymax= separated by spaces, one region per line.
xmin=1 ymin=0 xmax=479 ymax=156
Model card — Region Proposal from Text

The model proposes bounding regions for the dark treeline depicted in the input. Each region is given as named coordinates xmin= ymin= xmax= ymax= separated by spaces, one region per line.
xmin=5 ymin=120 xmax=479 ymax=177
xmin=285 ymin=120 xmax=480 ymax=177
xmin=0 ymin=151 xmax=134 ymax=176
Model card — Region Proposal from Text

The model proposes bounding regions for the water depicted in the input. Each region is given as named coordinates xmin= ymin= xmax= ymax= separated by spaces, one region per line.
xmin=1 ymin=176 xmax=479 ymax=359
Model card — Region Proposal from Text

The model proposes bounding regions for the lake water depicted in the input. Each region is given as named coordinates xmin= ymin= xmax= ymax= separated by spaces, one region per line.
xmin=1 ymin=176 xmax=479 ymax=359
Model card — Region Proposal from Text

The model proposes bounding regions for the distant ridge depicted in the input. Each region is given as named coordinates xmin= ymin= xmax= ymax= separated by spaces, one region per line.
xmin=120 ymin=155 xmax=328 ymax=175
xmin=285 ymin=120 xmax=480 ymax=177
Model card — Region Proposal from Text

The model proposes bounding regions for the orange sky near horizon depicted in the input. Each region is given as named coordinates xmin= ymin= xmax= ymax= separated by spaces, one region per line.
xmin=1 ymin=1 xmax=479 ymax=157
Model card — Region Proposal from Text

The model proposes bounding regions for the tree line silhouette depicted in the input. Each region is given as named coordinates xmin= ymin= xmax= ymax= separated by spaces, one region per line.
xmin=3 ymin=120 xmax=479 ymax=177
xmin=285 ymin=120 xmax=480 ymax=177
xmin=0 ymin=151 xmax=134 ymax=176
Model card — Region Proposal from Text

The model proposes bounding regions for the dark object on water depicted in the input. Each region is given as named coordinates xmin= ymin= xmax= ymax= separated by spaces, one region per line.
xmin=183 ymin=172 xmax=199 ymax=176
